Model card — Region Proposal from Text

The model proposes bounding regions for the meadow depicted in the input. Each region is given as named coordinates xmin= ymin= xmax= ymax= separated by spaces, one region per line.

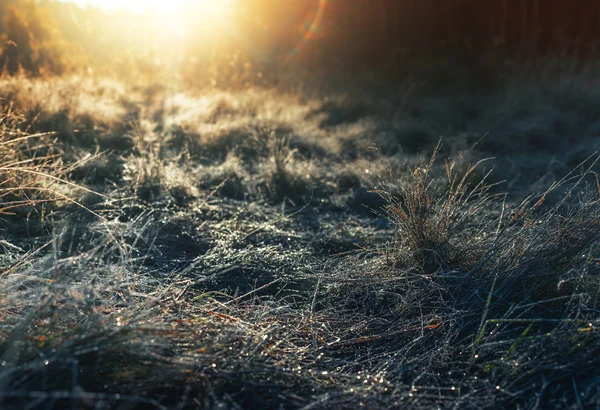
xmin=1 ymin=1 xmax=600 ymax=409
xmin=0 ymin=62 xmax=598 ymax=409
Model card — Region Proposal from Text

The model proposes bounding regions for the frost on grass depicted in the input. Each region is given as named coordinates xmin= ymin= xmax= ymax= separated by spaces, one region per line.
xmin=0 ymin=73 xmax=600 ymax=409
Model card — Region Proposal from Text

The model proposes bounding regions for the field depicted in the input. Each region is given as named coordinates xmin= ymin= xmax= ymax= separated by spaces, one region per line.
xmin=1 ymin=59 xmax=600 ymax=409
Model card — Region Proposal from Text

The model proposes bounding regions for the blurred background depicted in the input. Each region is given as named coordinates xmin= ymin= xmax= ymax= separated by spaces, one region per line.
xmin=2 ymin=0 xmax=599 ymax=87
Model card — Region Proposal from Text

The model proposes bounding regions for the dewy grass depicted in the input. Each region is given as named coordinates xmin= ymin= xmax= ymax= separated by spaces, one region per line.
xmin=265 ymin=135 xmax=306 ymax=203
xmin=0 ymin=117 xmax=68 ymax=215
xmin=379 ymin=142 xmax=497 ymax=272
xmin=0 ymin=114 xmax=108 ymax=221
xmin=0 ymin=73 xmax=599 ymax=409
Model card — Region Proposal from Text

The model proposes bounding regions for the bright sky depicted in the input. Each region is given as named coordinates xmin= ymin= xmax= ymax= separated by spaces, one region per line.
xmin=65 ymin=0 xmax=230 ymax=15
xmin=64 ymin=0 xmax=237 ymax=47
xmin=63 ymin=0 xmax=328 ymax=61
xmin=66 ymin=0 xmax=169 ymax=13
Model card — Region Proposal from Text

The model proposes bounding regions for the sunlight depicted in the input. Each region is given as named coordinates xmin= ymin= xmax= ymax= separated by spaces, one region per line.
xmin=67 ymin=0 xmax=232 ymax=16
xmin=61 ymin=0 xmax=329 ymax=67
xmin=65 ymin=0 xmax=238 ymax=54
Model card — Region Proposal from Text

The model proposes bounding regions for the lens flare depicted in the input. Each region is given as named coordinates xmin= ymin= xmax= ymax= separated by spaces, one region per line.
xmin=288 ymin=0 xmax=328 ymax=57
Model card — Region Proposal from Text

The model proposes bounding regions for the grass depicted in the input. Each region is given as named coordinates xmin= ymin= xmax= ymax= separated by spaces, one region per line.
xmin=0 ymin=67 xmax=599 ymax=409
xmin=379 ymin=142 xmax=497 ymax=272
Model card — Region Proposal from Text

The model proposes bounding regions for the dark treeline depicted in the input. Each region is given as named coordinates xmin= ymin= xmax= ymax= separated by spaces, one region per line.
xmin=322 ymin=1 xmax=600 ymax=57
xmin=234 ymin=1 xmax=600 ymax=81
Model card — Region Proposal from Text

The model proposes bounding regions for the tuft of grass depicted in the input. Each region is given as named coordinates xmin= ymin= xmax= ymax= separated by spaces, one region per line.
xmin=264 ymin=136 xmax=309 ymax=204
xmin=198 ymin=152 xmax=248 ymax=200
xmin=380 ymin=142 xmax=496 ymax=272
xmin=0 ymin=109 xmax=100 ymax=219
xmin=124 ymin=120 xmax=198 ymax=205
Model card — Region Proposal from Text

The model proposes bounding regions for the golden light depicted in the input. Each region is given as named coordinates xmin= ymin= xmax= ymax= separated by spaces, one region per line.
xmin=68 ymin=0 xmax=232 ymax=16
xmin=65 ymin=0 xmax=329 ymax=66
xmin=68 ymin=0 xmax=236 ymax=41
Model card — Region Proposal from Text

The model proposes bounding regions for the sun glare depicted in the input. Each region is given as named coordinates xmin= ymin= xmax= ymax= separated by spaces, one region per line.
xmin=64 ymin=0 xmax=328 ymax=64
xmin=67 ymin=0 xmax=237 ymax=50
xmin=68 ymin=0 xmax=231 ymax=16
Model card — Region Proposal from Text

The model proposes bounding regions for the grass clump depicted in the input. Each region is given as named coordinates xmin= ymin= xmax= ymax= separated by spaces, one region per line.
xmin=198 ymin=152 xmax=248 ymax=200
xmin=318 ymin=153 xmax=600 ymax=409
xmin=124 ymin=120 xmax=198 ymax=205
xmin=264 ymin=136 xmax=311 ymax=204
xmin=380 ymin=143 xmax=495 ymax=273
xmin=0 ymin=109 xmax=85 ymax=219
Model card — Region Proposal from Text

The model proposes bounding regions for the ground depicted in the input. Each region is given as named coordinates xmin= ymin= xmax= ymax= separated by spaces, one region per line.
xmin=0 ymin=65 xmax=599 ymax=409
